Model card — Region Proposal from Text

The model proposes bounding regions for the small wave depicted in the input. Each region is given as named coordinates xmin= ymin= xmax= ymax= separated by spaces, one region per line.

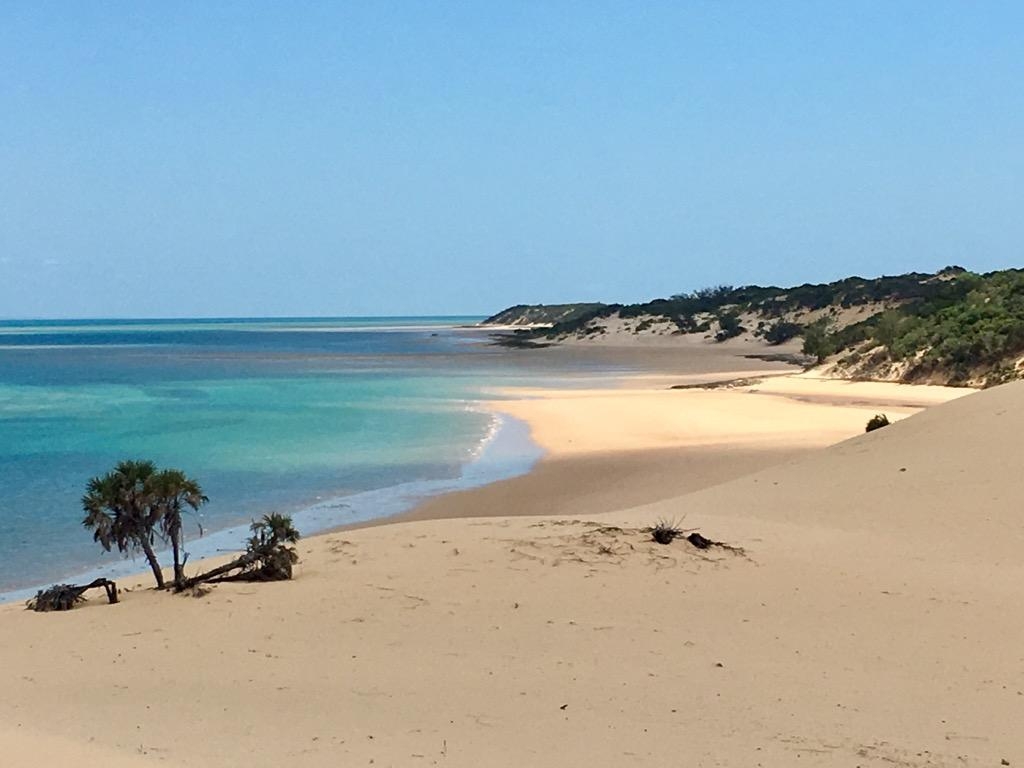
xmin=463 ymin=402 xmax=504 ymax=462
xmin=289 ymin=412 xmax=541 ymax=530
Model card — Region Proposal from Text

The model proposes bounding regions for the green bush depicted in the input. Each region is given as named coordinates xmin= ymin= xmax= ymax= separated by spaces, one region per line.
xmin=763 ymin=320 xmax=802 ymax=345
xmin=518 ymin=267 xmax=1024 ymax=385
xmin=865 ymin=414 xmax=890 ymax=432
xmin=802 ymin=319 xmax=836 ymax=363
xmin=714 ymin=313 xmax=744 ymax=342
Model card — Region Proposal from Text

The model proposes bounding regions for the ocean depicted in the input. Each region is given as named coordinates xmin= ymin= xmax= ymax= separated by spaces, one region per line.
xmin=0 ymin=317 xmax=612 ymax=599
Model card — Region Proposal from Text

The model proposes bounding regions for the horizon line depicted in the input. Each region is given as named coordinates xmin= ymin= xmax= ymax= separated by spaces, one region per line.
xmin=0 ymin=313 xmax=491 ymax=323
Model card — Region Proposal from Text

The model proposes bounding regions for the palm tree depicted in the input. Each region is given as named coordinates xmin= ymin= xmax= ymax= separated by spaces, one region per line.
xmin=82 ymin=459 xmax=167 ymax=589
xmin=245 ymin=513 xmax=301 ymax=581
xmin=178 ymin=513 xmax=300 ymax=590
xmin=151 ymin=469 xmax=208 ymax=589
xmin=248 ymin=513 xmax=300 ymax=550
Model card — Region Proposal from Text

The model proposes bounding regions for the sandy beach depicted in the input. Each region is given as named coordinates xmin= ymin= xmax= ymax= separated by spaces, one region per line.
xmin=6 ymin=3 xmax=1021 ymax=765
xmin=4 ymin=365 xmax=1014 ymax=768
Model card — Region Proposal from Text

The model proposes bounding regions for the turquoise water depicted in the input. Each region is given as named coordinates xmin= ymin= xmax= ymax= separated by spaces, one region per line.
xmin=0 ymin=317 xmax=574 ymax=596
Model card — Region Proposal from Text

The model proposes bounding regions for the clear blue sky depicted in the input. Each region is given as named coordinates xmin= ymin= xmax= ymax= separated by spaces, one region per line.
xmin=1 ymin=2 xmax=1022 ymax=318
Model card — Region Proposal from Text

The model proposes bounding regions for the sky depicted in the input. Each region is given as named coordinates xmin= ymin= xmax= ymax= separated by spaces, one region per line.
xmin=1 ymin=2 xmax=1022 ymax=318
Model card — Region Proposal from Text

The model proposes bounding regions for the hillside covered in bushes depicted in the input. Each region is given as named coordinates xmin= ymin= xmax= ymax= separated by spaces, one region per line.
xmin=482 ymin=303 xmax=606 ymax=327
xmin=493 ymin=266 xmax=1024 ymax=387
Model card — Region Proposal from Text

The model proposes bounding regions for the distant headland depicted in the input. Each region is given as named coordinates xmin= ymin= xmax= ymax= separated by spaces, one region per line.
xmin=484 ymin=266 xmax=1024 ymax=387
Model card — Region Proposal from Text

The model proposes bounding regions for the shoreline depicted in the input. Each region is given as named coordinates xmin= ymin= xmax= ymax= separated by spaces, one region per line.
xmin=2 ymin=368 xmax=970 ymax=604
xmin=333 ymin=371 xmax=972 ymax=530
xmin=0 ymin=341 xmax=805 ymax=600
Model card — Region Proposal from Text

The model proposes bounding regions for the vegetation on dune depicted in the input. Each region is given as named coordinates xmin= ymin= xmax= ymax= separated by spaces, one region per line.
xmin=862 ymin=270 xmax=1024 ymax=384
xmin=760 ymin=320 xmax=802 ymax=346
xmin=650 ymin=519 xmax=683 ymax=545
xmin=528 ymin=271 xmax=971 ymax=343
xmin=482 ymin=303 xmax=607 ymax=326
xmin=503 ymin=265 xmax=1024 ymax=386
xmin=865 ymin=414 xmax=891 ymax=432
xmin=647 ymin=520 xmax=745 ymax=554
xmin=758 ymin=267 xmax=1024 ymax=385
xmin=531 ymin=303 xmax=622 ymax=337
xmin=714 ymin=312 xmax=745 ymax=342
xmin=801 ymin=318 xmax=836 ymax=363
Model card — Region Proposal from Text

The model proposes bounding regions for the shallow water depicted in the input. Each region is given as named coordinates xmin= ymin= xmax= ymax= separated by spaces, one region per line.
xmin=0 ymin=317 xmax=623 ymax=597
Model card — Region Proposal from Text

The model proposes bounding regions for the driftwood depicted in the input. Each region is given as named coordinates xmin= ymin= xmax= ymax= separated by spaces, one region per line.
xmin=178 ymin=551 xmax=268 ymax=590
xmin=684 ymin=532 xmax=746 ymax=555
xmin=27 ymin=578 xmax=119 ymax=612
xmin=647 ymin=521 xmax=746 ymax=555
xmin=685 ymin=532 xmax=715 ymax=549
xmin=178 ymin=552 xmax=252 ymax=591
xmin=178 ymin=551 xmax=294 ymax=590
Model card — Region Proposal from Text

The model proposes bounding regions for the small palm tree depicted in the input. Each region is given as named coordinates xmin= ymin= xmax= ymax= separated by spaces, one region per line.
xmin=246 ymin=513 xmax=301 ymax=580
xmin=178 ymin=513 xmax=301 ymax=590
xmin=151 ymin=469 xmax=208 ymax=589
xmin=248 ymin=513 xmax=300 ymax=550
xmin=82 ymin=459 xmax=167 ymax=588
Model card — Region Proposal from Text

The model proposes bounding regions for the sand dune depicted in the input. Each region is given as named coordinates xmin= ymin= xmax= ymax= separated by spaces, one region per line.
xmin=2 ymin=376 xmax=1015 ymax=767
xmin=405 ymin=376 xmax=966 ymax=525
